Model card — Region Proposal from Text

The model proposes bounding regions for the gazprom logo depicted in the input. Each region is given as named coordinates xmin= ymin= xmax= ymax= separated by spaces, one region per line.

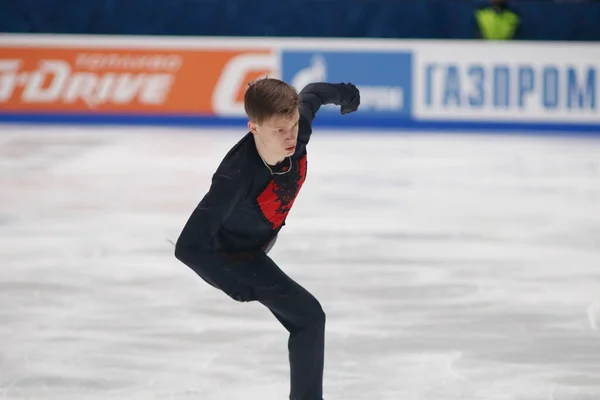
xmin=423 ymin=62 xmax=597 ymax=112
xmin=289 ymin=53 xmax=405 ymax=112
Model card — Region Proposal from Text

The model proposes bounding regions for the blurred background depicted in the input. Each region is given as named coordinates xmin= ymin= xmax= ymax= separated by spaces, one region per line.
xmin=2 ymin=0 xmax=600 ymax=41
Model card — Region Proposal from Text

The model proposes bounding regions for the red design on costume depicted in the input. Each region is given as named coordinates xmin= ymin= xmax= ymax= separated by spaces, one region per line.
xmin=257 ymin=155 xmax=307 ymax=229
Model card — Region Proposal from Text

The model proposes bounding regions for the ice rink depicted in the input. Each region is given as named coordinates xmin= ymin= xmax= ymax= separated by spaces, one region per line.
xmin=1 ymin=125 xmax=599 ymax=400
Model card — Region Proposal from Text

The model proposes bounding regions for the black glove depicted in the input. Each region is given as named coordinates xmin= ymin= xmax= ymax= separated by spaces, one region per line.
xmin=230 ymin=286 xmax=256 ymax=303
xmin=219 ymin=252 xmax=260 ymax=302
xmin=338 ymin=83 xmax=360 ymax=115
xmin=223 ymin=272 xmax=256 ymax=303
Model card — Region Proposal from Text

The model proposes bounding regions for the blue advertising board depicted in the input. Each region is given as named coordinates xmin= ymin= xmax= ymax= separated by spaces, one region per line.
xmin=282 ymin=50 xmax=413 ymax=125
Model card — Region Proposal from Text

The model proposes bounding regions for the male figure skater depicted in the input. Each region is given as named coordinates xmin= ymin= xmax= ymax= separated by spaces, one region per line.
xmin=175 ymin=78 xmax=360 ymax=400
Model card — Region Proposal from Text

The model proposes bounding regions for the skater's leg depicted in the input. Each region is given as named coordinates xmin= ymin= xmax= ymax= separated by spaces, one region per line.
xmin=266 ymin=286 xmax=326 ymax=400
xmin=228 ymin=254 xmax=326 ymax=400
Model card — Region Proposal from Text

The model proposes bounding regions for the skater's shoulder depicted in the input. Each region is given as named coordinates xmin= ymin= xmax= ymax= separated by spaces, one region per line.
xmin=214 ymin=132 xmax=257 ymax=181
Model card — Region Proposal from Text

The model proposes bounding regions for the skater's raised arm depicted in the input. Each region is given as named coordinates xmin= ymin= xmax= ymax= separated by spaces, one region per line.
xmin=297 ymin=82 xmax=360 ymax=144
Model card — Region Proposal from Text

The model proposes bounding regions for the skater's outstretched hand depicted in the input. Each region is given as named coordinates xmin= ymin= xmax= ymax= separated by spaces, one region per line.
xmin=338 ymin=83 xmax=360 ymax=115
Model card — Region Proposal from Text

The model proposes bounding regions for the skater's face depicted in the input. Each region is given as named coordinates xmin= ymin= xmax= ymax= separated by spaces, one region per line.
xmin=249 ymin=110 xmax=300 ymax=162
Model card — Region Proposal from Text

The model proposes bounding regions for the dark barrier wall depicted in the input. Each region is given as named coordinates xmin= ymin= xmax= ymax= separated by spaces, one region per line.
xmin=2 ymin=0 xmax=600 ymax=41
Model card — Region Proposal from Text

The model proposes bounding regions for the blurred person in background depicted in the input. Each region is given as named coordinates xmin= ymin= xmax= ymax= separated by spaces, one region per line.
xmin=475 ymin=0 xmax=521 ymax=40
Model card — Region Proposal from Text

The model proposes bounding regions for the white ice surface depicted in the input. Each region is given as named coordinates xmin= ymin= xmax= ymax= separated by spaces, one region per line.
xmin=0 ymin=125 xmax=599 ymax=400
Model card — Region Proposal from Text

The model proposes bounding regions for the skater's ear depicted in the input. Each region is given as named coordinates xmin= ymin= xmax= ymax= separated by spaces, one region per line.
xmin=248 ymin=120 xmax=259 ymax=135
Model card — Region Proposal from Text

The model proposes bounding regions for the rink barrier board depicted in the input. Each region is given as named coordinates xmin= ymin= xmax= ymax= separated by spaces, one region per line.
xmin=2 ymin=113 xmax=599 ymax=136
xmin=1 ymin=34 xmax=599 ymax=135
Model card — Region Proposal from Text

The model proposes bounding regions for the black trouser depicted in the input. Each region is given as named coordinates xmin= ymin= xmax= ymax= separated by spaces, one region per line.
xmin=224 ymin=253 xmax=326 ymax=400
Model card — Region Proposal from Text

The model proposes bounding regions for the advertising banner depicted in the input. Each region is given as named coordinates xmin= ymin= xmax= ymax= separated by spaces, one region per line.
xmin=0 ymin=43 xmax=276 ymax=117
xmin=1 ymin=35 xmax=599 ymax=132
xmin=282 ymin=50 xmax=413 ymax=120
xmin=413 ymin=42 xmax=599 ymax=124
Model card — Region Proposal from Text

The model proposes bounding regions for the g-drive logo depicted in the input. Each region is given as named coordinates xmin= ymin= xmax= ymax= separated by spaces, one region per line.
xmin=282 ymin=51 xmax=413 ymax=116
xmin=211 ymin=52 xmax=277 ymax=116
xmin=0 ymin=57 xmax=175 ymax=108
